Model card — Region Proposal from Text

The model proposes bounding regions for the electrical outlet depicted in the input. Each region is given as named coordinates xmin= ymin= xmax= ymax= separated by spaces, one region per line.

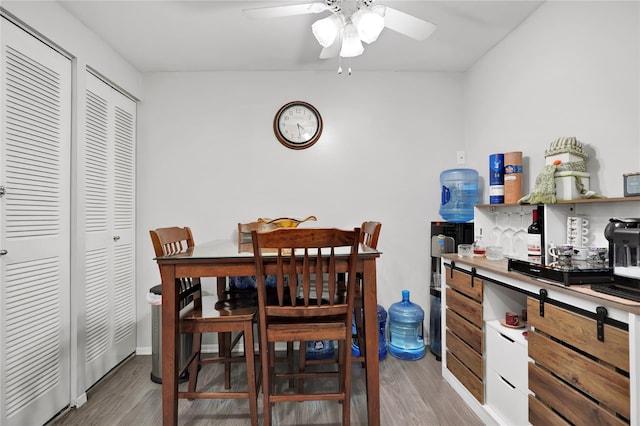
xmin=456 ymin=151 xmax=466 ymax=165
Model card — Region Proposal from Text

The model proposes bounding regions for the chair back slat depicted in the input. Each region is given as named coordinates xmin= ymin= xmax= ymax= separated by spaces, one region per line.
xmin=361 ymin=221 xmax=381 ymax=248
xmin=252 ymin=228 xmax=360 ymax=319
xmin=150 ymin=226 xmax=200 ymax=306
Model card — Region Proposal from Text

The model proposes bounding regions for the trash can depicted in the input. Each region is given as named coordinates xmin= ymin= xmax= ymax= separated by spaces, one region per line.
xmin=149 ymin=285 xmax=192 ymax=384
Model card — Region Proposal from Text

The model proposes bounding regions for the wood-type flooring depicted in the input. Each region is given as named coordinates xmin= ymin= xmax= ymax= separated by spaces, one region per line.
xmin=49 ymin=350 xmax=482 ymax=426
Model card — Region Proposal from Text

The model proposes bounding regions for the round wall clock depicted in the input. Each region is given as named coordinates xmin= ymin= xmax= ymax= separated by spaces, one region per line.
xmin=273 ymin=101 xmax=323 ymax=150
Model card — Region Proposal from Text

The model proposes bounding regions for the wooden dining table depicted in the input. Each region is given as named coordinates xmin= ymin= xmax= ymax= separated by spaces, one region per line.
xmin=155 ymin=238 xmax=382 ymax=426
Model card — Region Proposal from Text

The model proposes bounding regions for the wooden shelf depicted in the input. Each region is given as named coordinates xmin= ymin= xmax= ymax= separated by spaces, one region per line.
xmin=476 ymin=196 xmax=640 ymax=208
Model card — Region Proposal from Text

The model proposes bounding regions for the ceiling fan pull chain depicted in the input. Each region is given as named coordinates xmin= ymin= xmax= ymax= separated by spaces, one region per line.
xmin=348 ymin=58 xmax=352 ymax=75
xmin=337 ymin=56 xmax=343 ymax=74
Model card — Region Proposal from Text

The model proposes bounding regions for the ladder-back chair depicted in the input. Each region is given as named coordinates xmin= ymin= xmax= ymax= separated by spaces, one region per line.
xmin=252 ymin=227 xmax=361 ymax=426
xmin=149 ymin=226 xmax=258 ymax=425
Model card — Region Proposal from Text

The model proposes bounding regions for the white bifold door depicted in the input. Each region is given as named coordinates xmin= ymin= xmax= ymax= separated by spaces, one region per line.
xmin=0 ymin=18 xmax=72 ymax=426
xmin=82 ymin=72 xmax=136 ymax=389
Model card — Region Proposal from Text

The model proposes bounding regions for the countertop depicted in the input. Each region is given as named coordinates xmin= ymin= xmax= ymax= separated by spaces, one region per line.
xmin=441 ymin=253 xmax=640 ymax=315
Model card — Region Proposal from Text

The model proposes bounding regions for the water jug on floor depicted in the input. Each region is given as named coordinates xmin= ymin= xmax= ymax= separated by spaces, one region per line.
xmin=305 ymin=339 xmax=335 ymax=360
xmin=351 ymin=304 xmax=388 ymax=360
xmin=439 ymin=168 xmax=478 ymax=223
xmin=388 ymin=290 xmax=425 ymax=360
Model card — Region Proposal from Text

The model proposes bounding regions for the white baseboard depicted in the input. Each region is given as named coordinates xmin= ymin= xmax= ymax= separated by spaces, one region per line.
xmin=72 ymin=392 xmax=87 ymax=408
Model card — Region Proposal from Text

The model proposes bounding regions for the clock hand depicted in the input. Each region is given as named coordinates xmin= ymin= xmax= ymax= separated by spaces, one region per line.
xmin=297 ymin=123 xmax=311 ymax=140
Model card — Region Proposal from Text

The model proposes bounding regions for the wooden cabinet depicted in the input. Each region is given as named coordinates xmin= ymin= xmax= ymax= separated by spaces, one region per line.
xmin=444 ymin=266 xmax=484 ymax=403
xmin=527 ymin=297 xmax=630 ymax=425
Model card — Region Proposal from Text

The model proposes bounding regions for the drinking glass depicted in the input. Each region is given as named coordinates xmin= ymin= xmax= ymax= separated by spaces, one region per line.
xmin=488 ymin=211 xmax=503 ymax=247
xmin=512 ymin=211 xmax=528 ymax=259
xmin=500 ymin=213 xmax=514 ymax=256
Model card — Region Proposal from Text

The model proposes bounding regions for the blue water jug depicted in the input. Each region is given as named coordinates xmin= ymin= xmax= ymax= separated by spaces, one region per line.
xmin=305 ymin=340 xmax=335 ymax=360
xmin=388 ymin=290 xmax=425 ymax=360
xmin=439 ymin=168 xmax=479 ymax=223
xmin=351 ymin=304 xmax=388 ymax=360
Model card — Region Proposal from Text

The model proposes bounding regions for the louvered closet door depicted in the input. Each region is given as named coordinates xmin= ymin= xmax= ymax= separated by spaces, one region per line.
xmin=83 ymin=72 xmax=136 ymax=388
xmin=0 ymin=19 xmax=71 ymax=426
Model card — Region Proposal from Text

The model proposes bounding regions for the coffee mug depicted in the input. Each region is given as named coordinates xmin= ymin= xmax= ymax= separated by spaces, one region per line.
xmin=549 ymin=244 xmax=573 ymax=267
xmin=572 ymin=247 xmax=588 ymax=261
xmin=567 ymin=216 xmax=590 ymax=246
xmin=549 ymin=244 xmax=573 ymax=258
xmin=567 ymin=216 xmax=589 ymax=228
xmin=587 ymin=246 xmax=608 ymax=265
xmin=505 ymin=311 xmax=519 ymax=326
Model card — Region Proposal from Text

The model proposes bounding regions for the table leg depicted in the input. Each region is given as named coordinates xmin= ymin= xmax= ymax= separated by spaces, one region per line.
xmin=161 ymin=264 xmax=178 ymax=426
xmin=216 ymin=277 xmax=232 ymax=388
xmin=362 ymin=258 xmax=380 ymax=426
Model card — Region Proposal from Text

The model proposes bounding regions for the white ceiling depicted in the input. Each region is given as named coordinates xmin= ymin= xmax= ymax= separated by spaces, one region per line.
xmin=57 ymin=0 xmax=544 ymax=73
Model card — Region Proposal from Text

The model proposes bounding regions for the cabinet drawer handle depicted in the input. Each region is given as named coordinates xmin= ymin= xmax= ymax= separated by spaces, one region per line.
xmin=539 ymin=288 xmax=548 ymax=317
xmin=499 ymin=374 xmax=516 ymax=389
xmin=499 ymin=332 xmax=514 ymax=343
xmin=596 ymin=306 xmax=607 ymax=342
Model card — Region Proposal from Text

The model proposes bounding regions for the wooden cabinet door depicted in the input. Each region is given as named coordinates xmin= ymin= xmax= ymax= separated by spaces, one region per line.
xmin=444 ymin=266 xmax=484 ymax=403
xmin=527 ymin=297 xmax=630 ymax=424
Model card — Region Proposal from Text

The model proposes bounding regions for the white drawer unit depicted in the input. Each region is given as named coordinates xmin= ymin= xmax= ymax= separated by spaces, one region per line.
xmin=485 ymin=320 xmax=528 ymax=390
xmin=486 ymin=368 xmax=529 ymax=426
xmin=485 ymin=319 xmax=530 ymax=425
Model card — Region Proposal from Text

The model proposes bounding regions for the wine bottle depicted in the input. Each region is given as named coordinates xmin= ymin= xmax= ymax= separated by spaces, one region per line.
xmin=527 ymin=209 xmax=542 ymax=261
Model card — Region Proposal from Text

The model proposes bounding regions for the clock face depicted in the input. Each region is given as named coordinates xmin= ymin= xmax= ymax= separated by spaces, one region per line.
xmin=273 ymin=101 xmax=323 ymax=150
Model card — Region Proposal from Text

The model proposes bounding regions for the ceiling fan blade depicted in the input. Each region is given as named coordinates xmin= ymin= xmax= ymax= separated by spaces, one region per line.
xmin=382 ymin=6 xmax=437 ymax=41
xmin=243 ymin=2 xmax=329 ymax=19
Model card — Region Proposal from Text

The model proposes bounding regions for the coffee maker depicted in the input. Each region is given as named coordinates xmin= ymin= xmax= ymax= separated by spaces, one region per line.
xmin=606 ymin=218 xmax=640 ymax=281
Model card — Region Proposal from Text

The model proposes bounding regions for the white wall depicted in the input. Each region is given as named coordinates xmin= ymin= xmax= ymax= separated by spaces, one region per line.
xmin=1 ymin=1 xmax=142 ymax=98
xmin=136 ymin=71 xmax=465 ymax=350
xmin=465 ymin=0 xmax=640 ymax=202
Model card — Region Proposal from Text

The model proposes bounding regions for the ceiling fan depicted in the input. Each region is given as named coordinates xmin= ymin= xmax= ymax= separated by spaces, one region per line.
xmin=243 ymin=0 xmax=437 ymax=66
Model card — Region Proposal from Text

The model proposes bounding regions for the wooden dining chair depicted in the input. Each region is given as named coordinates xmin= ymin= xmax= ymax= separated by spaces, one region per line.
xmin=149 ymin=226 xmax=258 ymax=425
xmin=352 ymin=221 xmax=382 ymax=363
xmin=299 ymin=221 xmax=382 ymax=370
xmin=252 ymin=227 xmax=361 ymax=426
xmin=237 ymin=220 xmax=298 ymax=387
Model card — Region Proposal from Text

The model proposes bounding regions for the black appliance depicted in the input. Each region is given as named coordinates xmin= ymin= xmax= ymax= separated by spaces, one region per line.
xmin=592 ymin=218 xmax=640 ymax=301
xmin=429 ymin=221 xmax=474 ymax=361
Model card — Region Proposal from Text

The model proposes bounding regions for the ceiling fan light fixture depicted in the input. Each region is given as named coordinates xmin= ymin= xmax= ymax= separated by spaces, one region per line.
xmin=352 ymin=7 xmax=385 ymax=44
xmin=312 ymin=13 xmax=345 ymax=47
xmin=340 ymin=23 xmax=364 ymax=57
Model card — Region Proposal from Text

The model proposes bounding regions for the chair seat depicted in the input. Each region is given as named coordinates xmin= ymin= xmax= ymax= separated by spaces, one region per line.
xmin=180 ymin=296 xmax=256 ymax=329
